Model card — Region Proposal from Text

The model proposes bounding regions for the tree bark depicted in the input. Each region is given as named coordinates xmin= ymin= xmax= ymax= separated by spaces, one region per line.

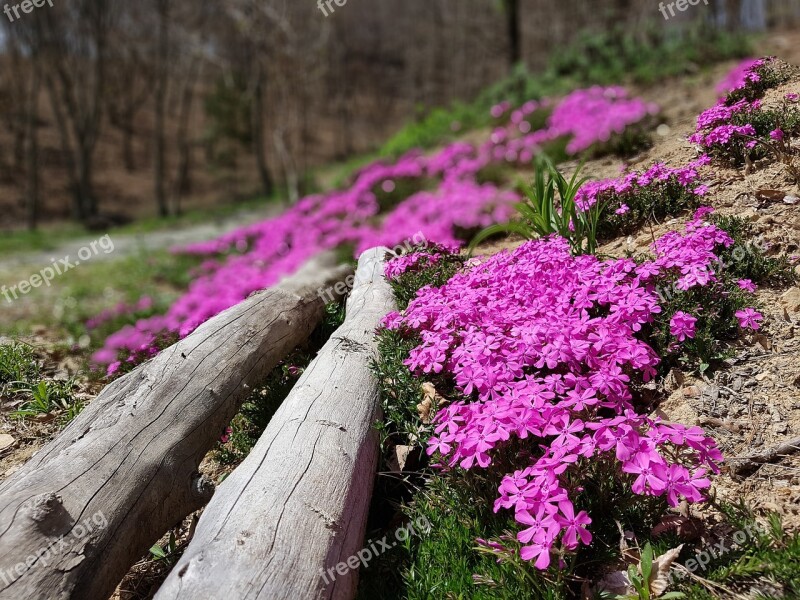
xmin=155 ymin=247 xmax=396 ymax=600
xmin=0 ymin=253 xmax=353 ymax=600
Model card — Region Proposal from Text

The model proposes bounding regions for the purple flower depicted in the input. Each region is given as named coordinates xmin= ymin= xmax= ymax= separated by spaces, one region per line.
xmin=736 ymin=308 xmax=763 ymax=330
xmin=737 ymin=279 xmax=757 ymax=292
xmin=670 ymin=312 xmax=697 ymax=342
xmin=770 ymin=129 xmax=785 ymax=142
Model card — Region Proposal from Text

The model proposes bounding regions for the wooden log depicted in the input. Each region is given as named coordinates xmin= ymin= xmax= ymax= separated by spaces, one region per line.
xmin=155 ymin=247 xmax=396 ymax=600
xmin=0 ymin=253 xmax=353 ymax=600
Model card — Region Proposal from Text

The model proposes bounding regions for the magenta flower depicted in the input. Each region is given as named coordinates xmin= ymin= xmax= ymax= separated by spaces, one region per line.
xmin=735 ymin=308 xmax=763 ymax=330
xmin=670 ymin=311 xmax=697 ymax=342
xmin=770 ymin=128 xmax=785 ymax=142
xmin=555 ymin=501 xmax=592 ymax=549
xmin=737 ymin=279 xmax=757 ymax=292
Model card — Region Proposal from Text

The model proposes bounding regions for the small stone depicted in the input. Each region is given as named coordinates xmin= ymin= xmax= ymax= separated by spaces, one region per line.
xmin=682 ymin=386 xmax=701 ymax=398
xmin=0 ymin=434 xmax=16 ymax=452
xmin=780 ymin=287 xmax=800 ymax=313
xmin=388 ymin=445 xmax=413 ymax=473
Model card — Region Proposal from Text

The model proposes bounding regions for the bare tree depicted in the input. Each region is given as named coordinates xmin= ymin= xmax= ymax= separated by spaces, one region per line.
xmin=39 ymin=0 xmax=115 ymax=220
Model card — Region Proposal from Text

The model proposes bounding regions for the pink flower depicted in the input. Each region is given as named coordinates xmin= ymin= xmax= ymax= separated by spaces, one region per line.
xmin=615 ymin=204 xmax=630 ymax=215
xmin=770 ymin=129 xmax=785 ymax=142
xmin=735 ymin=308 xmax=763 ymax=330
xmin=670 ymin=311 xmax=697 ymax=342
xmin=737 ymin=279 xmax=757 ymax=292
xmin=555 ymin=501 xmax=592 ymax=549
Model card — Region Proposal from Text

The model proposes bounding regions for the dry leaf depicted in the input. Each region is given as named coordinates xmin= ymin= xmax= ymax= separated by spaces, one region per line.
xmin=418 ymin=382 xmax=445 ymax=423
xmin=649 ymin=545 xmax=683 ymax=596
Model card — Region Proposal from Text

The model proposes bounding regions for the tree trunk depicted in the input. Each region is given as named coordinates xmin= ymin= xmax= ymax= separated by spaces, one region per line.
xmin=252 ymin=62 xmax=273 ymax=198
xmin=0 ymin=254 xmax=353 ymax=600
xmin=154 ymin=0 xmax=170 ymax=217
xmin=24 ymin=58 xmax=41 ymax=231
xmin=43 ymin=73 xmax=82 ymax=221
xmin=171 ymin=57 xmax=200 ymax=217
xmin=155 ymin=247 xmax=396 ymax=600
xmin=504 ymin=0 xmax=521 ymax=68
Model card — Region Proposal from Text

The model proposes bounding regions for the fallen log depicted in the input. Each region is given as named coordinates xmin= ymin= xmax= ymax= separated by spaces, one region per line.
xmin=155 ymin=247 xmax=396 ymax=600
xmin=0 ymin=253 xmax=353 ymax=600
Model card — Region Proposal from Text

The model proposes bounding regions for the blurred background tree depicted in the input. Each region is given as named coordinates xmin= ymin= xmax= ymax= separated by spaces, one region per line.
xmin=0 ymin=0 xmax=794 ymax=230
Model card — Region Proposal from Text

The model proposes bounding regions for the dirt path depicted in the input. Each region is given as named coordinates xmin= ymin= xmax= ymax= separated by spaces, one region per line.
xmin=0 ymin=208 xmax=273 ymax=273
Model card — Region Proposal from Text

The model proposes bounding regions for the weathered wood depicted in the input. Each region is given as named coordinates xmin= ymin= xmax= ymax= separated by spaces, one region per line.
xmin=0 ymin=253 xmax=353 ymax=600
xmin=155 ymin=247 xmax=396 ymax=600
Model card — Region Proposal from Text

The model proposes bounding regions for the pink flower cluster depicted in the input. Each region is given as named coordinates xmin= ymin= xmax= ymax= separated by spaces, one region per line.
xmin=689 ymin=98 xmax=760 ymax=151
xmin=383 ymin=214 xmax=744 ymax=568
xmin=92 ymin=86 xmax=656 ymax=371
xmin=715 ymin=58 xmax=766 ymax=96
xmin=546 ymin=87 xmax=659 ymax=154
xmin=92 ymin=145 xmax=514 ymax=369
xmin=575 ymin=155 xmax=710 ymax=211
xmin=486 ymin=87 xmax=658 ymax=163
xmin=85 ymin=296 xmax=154 ymax=330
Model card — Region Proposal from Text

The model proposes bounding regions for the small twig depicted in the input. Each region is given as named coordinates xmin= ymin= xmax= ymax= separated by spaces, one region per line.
xmin=728 ymin=436 xmax=800 ymax=477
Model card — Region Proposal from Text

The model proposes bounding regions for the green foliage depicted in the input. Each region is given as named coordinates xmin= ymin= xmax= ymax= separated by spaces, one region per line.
xmin=471 ymin=157 xmax=603 ymax=256
xmin=646 ymin=215 xmax=796 ymax=373
xmin=372 ymin=177 xmax=438 ymax=213
xmin=711 ymin=215 xmax=798 ymax=287
xmin=0 ymin=342 xmax=39 ymax=386
xmin=149 ymin=531 xmax=179 ymax=565
xmin=378 ymin=25 xmax=751 ymax=159
xmin=725 ymin=59 xmax=792 ymax=104
xmin=598 ymin=179 xmax=701 ymax=241
xmin=671 ymin=507 xmax=800 ymax=599
xmin=380 ymin=102 xmax=486 ymax=158
xmin=388 ymin=252 xmax=465 ymax=311
xmin=620 ymin=543 xmax=685 ymax=600
xmin=0 ymin=342 xmax=84 ymax=423
xmin=547 ymin=25 xmax=750 ymax=87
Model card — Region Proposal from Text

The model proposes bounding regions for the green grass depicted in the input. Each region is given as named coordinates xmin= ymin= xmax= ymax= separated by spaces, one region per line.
xmin=0 ymin=249 xmax=199 ymax=366
xmin=0 ymin=341 xmax=83 ymax=423
xmin=0 ymin=194 xmax=278 ymax=257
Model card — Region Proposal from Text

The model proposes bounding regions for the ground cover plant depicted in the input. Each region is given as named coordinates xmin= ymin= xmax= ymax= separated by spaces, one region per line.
xmin=0 ymin=342 xmax=83 ymax=424
xmin=90 ymin=83 xmax=663 ymax=374
xmin=690 ymin=58 xmax=800 ymax=167
xmin=366 ymin=184 xmax=798 ymax=596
